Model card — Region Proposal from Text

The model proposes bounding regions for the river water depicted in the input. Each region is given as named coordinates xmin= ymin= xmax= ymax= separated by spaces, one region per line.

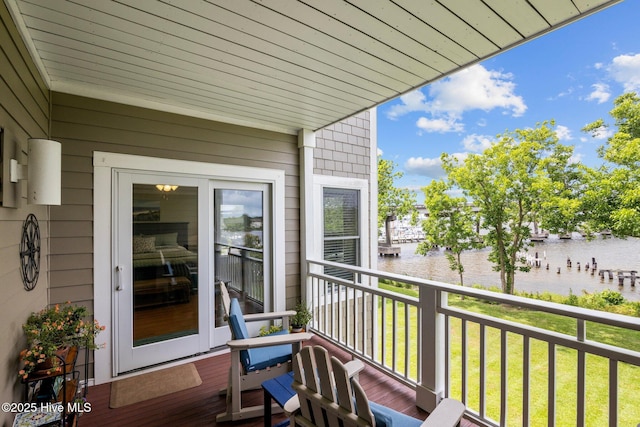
xmin=377 ymin=234 xmax=640 ymax=301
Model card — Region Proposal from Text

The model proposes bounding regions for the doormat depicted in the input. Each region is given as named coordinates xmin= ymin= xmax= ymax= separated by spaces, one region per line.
xmin=109 ymin=363 xmax=202 ymax=408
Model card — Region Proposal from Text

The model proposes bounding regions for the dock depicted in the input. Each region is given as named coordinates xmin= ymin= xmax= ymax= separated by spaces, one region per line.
xmin=378 ymin=245 xmax=401 ymax=257
xmin=598 ymin=269 xmax=637 ymax=286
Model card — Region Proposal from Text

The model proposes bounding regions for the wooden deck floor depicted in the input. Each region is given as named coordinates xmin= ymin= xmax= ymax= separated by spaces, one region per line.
xmin=79 ymin=336 xmax=476 ymax=426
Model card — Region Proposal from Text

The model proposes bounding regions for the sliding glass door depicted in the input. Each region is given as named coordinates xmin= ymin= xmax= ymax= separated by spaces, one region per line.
xmin=113 ymin=171 xmax=274 ymax=371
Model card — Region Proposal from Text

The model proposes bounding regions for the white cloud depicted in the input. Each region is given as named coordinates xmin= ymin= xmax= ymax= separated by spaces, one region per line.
xmin=385 ymin=64 xmax=527 ymax=127
xmin=586 ymin=83 xmax=611 ymax=103
xmin=405 ymin=157 xmax=445 ymax=178
xmin=416 ymin=117 xmax=464 ymax=133
xmin=405 ymin=153 xmax=468 ymax=178
xmin=568 ymin=152 xmax=584 ymax=164
xmin=608 ymin=53 xmax=640 ymax=92
xmin=461 ymin=134 xmax=494 ymax=152
xmin=377 ymin=147 xmax=384 ymax=156
xmin=387 ymin=90 xmax=428 ymax=120
xmin=427 ymin=65 xmax=527 ymax=117
xmin=555 ymin=125 xmax=573 ymax=141
xmin=585 ymin=125 xmax=614 ymax=140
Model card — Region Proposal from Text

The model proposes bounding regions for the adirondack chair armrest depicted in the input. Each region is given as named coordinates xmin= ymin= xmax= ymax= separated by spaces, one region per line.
xmin=419 ymin=398 xmax=465 ymax=427
xmin=243 ymin=310 xmax=296 ymax=322
xmin=227 ymin=332 xmax=313 ymax=350
xmin=344 ymin=358 xmax=365 ymax=378
xmin=283 ymin=394 xmax=300 ymax=415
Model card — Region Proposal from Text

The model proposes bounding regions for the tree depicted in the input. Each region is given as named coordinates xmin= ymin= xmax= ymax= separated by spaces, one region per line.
xmin=442 ymin=121 xmax=582 ymax=294
xmin=377 ymin=158 xmax=417 ymax=246
xmin=582 ymin=92 xmax=640 ymax=237
xmin=416 ymin=180 xmax=482 ymax=287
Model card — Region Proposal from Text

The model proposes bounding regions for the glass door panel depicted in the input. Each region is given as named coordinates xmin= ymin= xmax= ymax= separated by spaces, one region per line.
xmin=115 ymin=172 xmax=209 ymax=374
xmin=132 ymin=184 xmax=199 ymax=346
xmin=213 ymin=187 xmax=269 ymax=330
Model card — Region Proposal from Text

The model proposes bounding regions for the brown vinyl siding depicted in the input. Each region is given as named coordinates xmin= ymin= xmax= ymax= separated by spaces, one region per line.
xmin=0 ymin=2 xmax=51 ymax=424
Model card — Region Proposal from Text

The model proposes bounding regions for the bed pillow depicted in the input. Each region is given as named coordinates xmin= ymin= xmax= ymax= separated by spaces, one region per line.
xmin=133 ymin=235 xmax=156 ymax=253
xmin=153 ymin=232 xmax=179 ymax=247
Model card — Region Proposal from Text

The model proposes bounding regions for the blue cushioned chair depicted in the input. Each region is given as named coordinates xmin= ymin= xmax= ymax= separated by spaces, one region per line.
xmin=290 ymin=345 xmax=465 ymax=427
xmin=216 ymin=282 xmax=312 ymax=422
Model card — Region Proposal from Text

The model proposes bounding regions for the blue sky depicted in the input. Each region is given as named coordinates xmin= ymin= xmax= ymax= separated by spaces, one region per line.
xmin=377 ymin=0 xmax=640 ymax=204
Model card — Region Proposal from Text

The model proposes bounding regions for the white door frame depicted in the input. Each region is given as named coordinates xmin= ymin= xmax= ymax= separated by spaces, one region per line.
xmin=93 ymin=152 xmax=285 ymax=383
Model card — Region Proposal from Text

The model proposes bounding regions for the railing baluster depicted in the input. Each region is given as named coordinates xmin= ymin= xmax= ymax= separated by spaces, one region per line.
xmin=462 ymin=319 xmax=467 ymax=405
xmin=609 ymin=359 xmax=617 ymax=426
xmin=381 ymin=295 xmax=386 ymax=366
xmin=444 ymin=314 xmax=449 ymax=398
xmin=405 ymin=302 xmax=410 ymax=379
xmin=337 ymin=283 xmax=343 ymax=343
xmin=549 ymin=342 xmax=556 ymax=427
xmin=577 ymin=319 xmax=586 ymax=427
xmin=479 ymin=323 xmax=486 ymax=419
xmin=392 ymin=300 xmax=398 ymax=372
xmin=577 ymin=349 xmax=586 ymax=427
xmin=500 ymin=330 xmax=508 ymax=427
xmin=523 ymin=335 xmax=530 ymax=427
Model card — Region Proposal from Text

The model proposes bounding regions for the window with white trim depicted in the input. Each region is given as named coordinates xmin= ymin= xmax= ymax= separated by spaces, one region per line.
xmin=323 ymin=187 xmax=360 ymax=280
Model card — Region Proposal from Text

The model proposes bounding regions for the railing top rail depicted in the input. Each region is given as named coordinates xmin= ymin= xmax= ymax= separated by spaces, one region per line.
xmin=307 ymin=258 xmax=640 ymax=331
xmin=308 ymin=270 xmax=420 ymax=306
xmin=215 ymin=242 xmax=264 ymax=253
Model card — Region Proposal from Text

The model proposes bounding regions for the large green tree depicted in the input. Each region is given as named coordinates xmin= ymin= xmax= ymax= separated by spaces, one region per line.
xmin=582 ymin=92 xmax=640 ymax=237
xmin=441 ymin=121 xmax=582 ymax=294
xmin=416 ymin=180 xmax=482 ymax=287
xmin=377 ymin=158 xmax=417 ymax=246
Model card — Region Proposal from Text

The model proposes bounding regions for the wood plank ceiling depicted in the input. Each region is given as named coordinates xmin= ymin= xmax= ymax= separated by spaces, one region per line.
xmin=6 ymin=0 xmax=622 ymax=134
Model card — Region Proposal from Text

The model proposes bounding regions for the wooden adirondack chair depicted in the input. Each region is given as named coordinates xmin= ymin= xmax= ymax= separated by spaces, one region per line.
xmin=216 ymin=282 xmax=313 ymax=422
xmin=290 ymin=345 xmax=465 ymax=427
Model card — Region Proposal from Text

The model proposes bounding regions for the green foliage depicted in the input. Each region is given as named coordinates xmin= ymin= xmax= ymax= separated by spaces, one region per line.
xmin=377 ymin=157 xmax=417 ymax=232
xmin=417 ymin=179 xmax=483 ymax=287
xmin=19 ymin=303 xmax=105 ymax=379
xmin=440 ymin=121 xmax=583 ymax=294
xmin=291 ymin=301 xmax=313 ymax=327
xmin=259 ymin=325 xmax=283 ymax=336
xmin=582 ymin=92 xmax=640 ymax=237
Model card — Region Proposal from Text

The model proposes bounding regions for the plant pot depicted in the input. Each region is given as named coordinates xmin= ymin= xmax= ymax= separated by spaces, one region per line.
xmin=291 ymin=326 xmax=305 ymax=333
xmin=30 ymin=346 xmax=77 ymax=377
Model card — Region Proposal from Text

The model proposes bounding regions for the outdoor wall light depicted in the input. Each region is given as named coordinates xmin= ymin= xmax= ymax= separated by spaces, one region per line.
xmin=10 ymin=138 xmax=61 ymax=205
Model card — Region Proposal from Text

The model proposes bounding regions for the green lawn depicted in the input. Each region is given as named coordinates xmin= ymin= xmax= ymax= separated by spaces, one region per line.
xmin=376 ymin=284 xmax=640 ymax=426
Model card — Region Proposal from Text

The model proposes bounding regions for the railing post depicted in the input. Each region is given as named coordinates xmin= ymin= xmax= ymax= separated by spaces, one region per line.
xmin=416 ymin=286 xmax=446 ymax=412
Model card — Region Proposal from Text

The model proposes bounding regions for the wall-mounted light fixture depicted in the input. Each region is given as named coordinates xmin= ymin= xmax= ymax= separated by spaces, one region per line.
xmin=10 ymin=138 xmax=61 ymax=205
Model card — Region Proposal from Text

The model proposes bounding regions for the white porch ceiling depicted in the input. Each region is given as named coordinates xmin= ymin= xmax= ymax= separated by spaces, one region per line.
xmin=6 ymin=0 xmax=621 ymax=134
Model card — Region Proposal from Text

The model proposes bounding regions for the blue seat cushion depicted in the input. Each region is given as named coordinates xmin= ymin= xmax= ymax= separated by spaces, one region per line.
xmin=368 ymin=401 xmax=423 ymax=427
xmin=228 ymin=298 xmax=292 ymax=372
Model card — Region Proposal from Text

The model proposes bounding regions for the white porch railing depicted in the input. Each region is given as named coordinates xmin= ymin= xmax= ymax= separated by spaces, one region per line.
xmin=306 ymin=258 xmax=640 ymax=427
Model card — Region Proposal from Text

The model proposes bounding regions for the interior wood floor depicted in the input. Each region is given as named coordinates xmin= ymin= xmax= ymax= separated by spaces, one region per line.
xmin=79 ymin=336 xmax=477 ymax=427
xmin=134 ymin=296 xmax=199 ymax=343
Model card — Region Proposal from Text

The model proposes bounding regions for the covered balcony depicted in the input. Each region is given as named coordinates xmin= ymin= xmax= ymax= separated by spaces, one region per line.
xmin=78 ymin=259 xmax=639 ymax=427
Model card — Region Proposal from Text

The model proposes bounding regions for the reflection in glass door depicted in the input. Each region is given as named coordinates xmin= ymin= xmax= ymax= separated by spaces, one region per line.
xmin=132 ymin=184 xmax=199 ymax=346
xmin=213 ymin=186 xmax=270 ymax=333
